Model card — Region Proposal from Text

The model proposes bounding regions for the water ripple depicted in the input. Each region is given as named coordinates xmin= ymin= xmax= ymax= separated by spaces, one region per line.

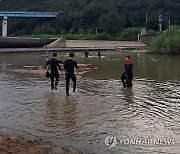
xmin=0 ymin=73 xmax=180 ymax=153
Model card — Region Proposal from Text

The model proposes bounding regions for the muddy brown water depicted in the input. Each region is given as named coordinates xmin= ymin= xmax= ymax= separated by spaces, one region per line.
xmin=0 ymin=51 xmax=180 ymax=154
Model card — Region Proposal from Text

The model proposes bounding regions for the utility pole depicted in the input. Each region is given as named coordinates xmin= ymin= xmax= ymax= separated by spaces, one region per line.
xmin=45 ymin=46 xmax=48 ymax=61
xmin=145 ymin=13 xmax=148 ymax=34
xmin=168 ymin=20 xmax=171 ymax=29
xmin=158 ymin=15 xmax=163 ymax=33
xmin=2 ymin=16 xmax=8 ymax=37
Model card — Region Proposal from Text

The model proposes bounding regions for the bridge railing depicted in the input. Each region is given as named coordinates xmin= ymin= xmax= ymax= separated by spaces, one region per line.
xmin=0 ymin=11 xmax=58 ymax=18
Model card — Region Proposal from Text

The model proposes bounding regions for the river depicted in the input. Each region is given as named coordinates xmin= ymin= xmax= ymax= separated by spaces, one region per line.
xmin=0 ymin=51 xmax=180 ymax=154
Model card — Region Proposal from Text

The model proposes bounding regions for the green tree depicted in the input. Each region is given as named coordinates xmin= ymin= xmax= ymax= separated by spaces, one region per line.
xmin=150 ymin=26 xmax=180 ymax=55
xmin=0 ymin=0 xmax=179 ymax=37
xmin=99 ymin=12 xmax=124 ymax=35
xmin=118 ymin=28 xmax=140 ymax=41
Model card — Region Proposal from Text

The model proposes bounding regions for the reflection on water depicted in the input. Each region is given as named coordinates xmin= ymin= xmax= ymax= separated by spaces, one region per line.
xmin=122 ymin=88 xmax=134 ymax=105
xmin=0 ymin=51 xmax=180 ymax=153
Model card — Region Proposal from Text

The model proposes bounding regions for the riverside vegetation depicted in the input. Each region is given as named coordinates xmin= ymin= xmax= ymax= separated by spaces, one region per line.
xmin=0 ymin=0 xmax=179 ymax=41
xmin=149 ymin=26 xmax=180 ymax=55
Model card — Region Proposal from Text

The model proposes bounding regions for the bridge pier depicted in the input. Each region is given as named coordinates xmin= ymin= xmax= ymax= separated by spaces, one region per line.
xmin=2 ymin=17 xmax=8 ymax=37
xmin=0 ymin=12 xmax=58 ymax=37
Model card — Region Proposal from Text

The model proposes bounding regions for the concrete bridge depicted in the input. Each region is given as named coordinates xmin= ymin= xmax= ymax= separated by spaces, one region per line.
xmin=0 ymin=11 xmax=58 ymax=37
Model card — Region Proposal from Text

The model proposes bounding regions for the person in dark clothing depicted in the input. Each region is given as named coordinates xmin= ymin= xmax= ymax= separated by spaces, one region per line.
xmin=64 ymin=52 xmax=79 ymax=96
xmin=121 ymin=56 xmax=133 ymax=87
xmin=46 ymin=53 xmax=62 ymax=92
xmin=98 ymin=51 xmax=101 ymax=58
xmin=84 ymin=51 xmax=89 ymax=57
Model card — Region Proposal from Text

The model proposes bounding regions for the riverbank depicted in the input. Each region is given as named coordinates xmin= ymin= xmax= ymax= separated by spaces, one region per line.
xmin=0 ymin=134 xmax=87 ymax=154
xmin=66 ymin=40 xmax=146 ymax=48
xmin=0 ymin=134 xmax=54 ymax=154
xmin=0 ymin=40 xmax=147 ymax=53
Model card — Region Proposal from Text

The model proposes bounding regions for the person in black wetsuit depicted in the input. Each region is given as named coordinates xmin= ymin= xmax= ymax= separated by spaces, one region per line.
xmin=84 ymin=51 xmax=89 ymax=57
xmin=98 ymin=51 xmax=101 ymax=58
xmin=121 ymin=56 xmax=133 ymax=87
xmin=46 ymin=53 xmax=63 ymax=91
xmin=64 ymin=52 xmax=79 ymax=96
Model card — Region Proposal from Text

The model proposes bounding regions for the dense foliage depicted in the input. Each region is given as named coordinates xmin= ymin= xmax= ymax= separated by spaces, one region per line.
xmin=149 ymin=26 xmax=180 ymax=55
xmin=0 ymin=0 xmax=179 ymax=38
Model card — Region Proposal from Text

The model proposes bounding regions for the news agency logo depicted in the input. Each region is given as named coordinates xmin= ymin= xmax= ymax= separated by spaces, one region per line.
xmin=104 ymin=135 xmax=118 ymax=149
xmin=104 ymin=135 xmax=176 ymax=149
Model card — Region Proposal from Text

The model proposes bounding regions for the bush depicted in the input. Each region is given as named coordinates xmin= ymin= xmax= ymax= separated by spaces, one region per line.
xmin=94 ymin=33 xmax=111 ymax=40
xmin=148 ymin=29 xmax=158 ymax=36
xmin=118 ymin=28 xmax=141 ymax=41
xmin=149 ymin=26 xmax=180 ymax=55
xmin=33 ymin=26 xmax=55 ymax=35
xmin=63 ymin=34 xmax=95 ymax=40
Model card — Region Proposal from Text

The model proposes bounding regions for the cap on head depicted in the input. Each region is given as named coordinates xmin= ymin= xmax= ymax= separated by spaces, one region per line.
xmin=69 ymin=52 xmax=75 ymax=58
xmin=53 ymin=53 xmax=57 ymax=57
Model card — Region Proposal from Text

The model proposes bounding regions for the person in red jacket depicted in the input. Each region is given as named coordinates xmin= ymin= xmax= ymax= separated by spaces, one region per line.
xmin=121 ymin=56 xmax=133 ymax=87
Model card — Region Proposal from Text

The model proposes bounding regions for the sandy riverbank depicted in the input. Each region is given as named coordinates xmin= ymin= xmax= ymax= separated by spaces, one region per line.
xmin=0 ymin=40 xmax=147 ymax=53
xmin=0 ymin=134 xmax=54 ymax=154
xmin=66 ymin=40 xmax=147 ymax=48
xmin=0 ymin=134 xmax=88 ymax=154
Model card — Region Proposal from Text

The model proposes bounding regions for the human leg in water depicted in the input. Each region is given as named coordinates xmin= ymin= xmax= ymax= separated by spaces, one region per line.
xmin=65 ymin=74 xmax=71 ymax=96
xmin=50 ymin=74 xmax=55 ymax=90
xmin=71 ymin=74 xmax=77 ymax=92
xmin=121 ymin=72 xmax=127 ymax=87
xmin=126 ymin=74 xmax=133 ymax=87
xmin=54 ymin=73 xmax=59 ymax=92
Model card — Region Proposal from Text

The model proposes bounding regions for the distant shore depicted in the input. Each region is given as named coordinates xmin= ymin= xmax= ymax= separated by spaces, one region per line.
xmin=0 ymin=40 xmax=147 ymax=53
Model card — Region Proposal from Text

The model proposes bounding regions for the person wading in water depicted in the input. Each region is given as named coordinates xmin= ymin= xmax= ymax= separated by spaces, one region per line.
xmin=84 ymin=51 xmax=89 ymax=57
xmin=64 ymin=52 xmax=79 ymax=96
xmin=46 ymin=53 xmax=63 ymax=92
xmin=121 ymin=56 xmax=133 ymax=87
xmin=98 ymin=51 xmax=101 ymax=58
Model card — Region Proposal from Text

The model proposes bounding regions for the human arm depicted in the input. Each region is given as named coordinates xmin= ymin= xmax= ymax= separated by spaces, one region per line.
xmin=46 ymin=60 xmax=50 ymax=70
xmin=58 ymin=63 xmax=62 ymax=71
xmin=74 ymin=61 xmax=79 ymax=69
xmin=64 ymin=61 xmax=67 ymax=70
